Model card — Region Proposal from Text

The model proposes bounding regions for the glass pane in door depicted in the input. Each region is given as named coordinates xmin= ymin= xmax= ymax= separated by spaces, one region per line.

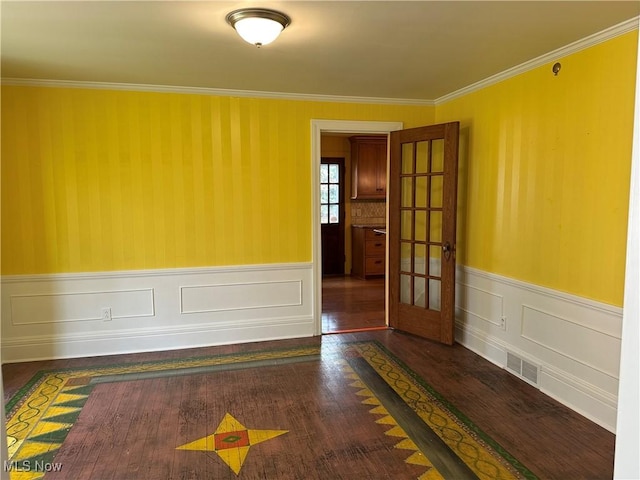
xmin=430 ymin=175 xmax=443 ymax=208
xmin=415 ymin=176 xmax=428 ymax=208
xmin=329 ymin=204 xmax=339 ymax=223
xmin=401 ymin=178 xmax=413 ymax=207
xmin=414 ymin=276 xmax=426 ymax=308
xmin=400 ymin=274 xmax=411 ymax=304
xmin=416 ymin=141 xmax=430 ymax=174
xmin=429 ymin=279 xmax=441 ymax=311
xmin=401 ymin=143 xmax=414 ymax=174
xmin=329 ymin=164 xmax=339 ymax=182
xmin=414 ymin=243 xmax=426 ymax=275
xmin=429 ymin=245 xmax=442 ymax=276
xmin=401 ymin=211 xmax=413 ymax=241
xmin=329 ymin=184 xmax=339 ymax=203
xmin=430 ymin=211 xmax=442 ymax=243
xmin=414 ymin=210 xmax=427 ymax=242
xmin=320 ymin=164 xmax=328 ymax=182
xmin=431 ymin=139 xmax=444 ymax=173
xmin=401 ymin=242 xmax=412 ymax=271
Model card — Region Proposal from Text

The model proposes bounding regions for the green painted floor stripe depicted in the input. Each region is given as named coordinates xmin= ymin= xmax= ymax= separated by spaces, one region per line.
xmin=29 ymin=427 xmax=71 ymax=444
xmin=348 ymin=356 xmax=480 ymax=480
xmin=42 ymin=411 xmax=82 ymax=425
xmin=62 ymin=385 xmax=95 ymax=396
xmin=90 ymin=354 xmax=321 ymax=384
xmin=53 ymin=398 xmax=90 ymax=409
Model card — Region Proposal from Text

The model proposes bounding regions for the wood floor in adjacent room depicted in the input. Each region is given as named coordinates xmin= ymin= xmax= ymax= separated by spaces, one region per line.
xmin=3 ymin=330 xmax=614 ymax=479
xmin=322 ymin=275 xmax=386 ymax=333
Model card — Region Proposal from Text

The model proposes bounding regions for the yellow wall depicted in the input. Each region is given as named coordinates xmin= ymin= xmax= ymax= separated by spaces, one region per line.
xmin=436 ymin=31 xmax=638 ymax=306
xmin=1 ymin=87 xmax=434 ymax=274
xmin=1 ymin=31 xmax=636 ymax=307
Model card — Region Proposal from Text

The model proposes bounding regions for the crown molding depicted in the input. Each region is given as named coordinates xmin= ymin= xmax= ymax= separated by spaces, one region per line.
xmin=1 ymin=16 xmax=637 ymax=107
xmin=435 ymin=15 xmax=639 ymax=105
xmin=0 ymin=78 xmax=436 ymax=107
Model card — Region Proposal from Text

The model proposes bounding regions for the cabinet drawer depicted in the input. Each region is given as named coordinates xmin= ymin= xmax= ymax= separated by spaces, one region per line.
xmin=365 ymin=239 xmax=385 ymax=256
xmin=365 ymin=257 xmax=385 ymax=274
xmin=365 ymin=229 xmax=386 ymax=240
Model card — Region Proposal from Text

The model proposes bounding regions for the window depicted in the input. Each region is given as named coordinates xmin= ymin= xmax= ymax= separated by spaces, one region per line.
xmin=320 ymin=163 xmax=340 ymax=224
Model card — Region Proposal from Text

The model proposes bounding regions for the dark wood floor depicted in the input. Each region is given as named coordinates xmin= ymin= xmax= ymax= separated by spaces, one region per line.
xmin=322 ymin=275 xmax=385 ymax=333
xmin=3 ymin=330 xmax=615 ymax=479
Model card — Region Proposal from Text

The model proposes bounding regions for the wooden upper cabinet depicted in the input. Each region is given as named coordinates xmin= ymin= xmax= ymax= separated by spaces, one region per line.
xmin=350 ymin=136 xmax=387 ymax=199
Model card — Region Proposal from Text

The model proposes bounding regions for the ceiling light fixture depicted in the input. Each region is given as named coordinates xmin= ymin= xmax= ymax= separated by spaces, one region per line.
xmin=226 ymin=8 xmax=291 ymax=48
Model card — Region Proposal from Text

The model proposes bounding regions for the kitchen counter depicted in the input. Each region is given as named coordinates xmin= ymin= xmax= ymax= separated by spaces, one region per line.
xmin=352 ymin=224 xmax=386 ymax=228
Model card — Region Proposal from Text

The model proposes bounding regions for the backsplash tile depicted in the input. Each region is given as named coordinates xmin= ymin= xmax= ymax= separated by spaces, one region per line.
xmin=351 ymin=200 xmax=386 ymax=225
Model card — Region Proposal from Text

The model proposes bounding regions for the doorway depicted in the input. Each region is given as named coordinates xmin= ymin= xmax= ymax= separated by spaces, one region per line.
xmin=320 ymin=140 xmax=385 ymax=333
xmin=312 ymin=120 xmax=403 ymax=335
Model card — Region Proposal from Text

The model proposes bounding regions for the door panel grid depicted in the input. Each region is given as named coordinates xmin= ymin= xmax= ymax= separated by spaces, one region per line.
xmin=320 ymin=163 xmax=341 ymax=224
xmin=399 ymin=139 xmax=445 ymax=312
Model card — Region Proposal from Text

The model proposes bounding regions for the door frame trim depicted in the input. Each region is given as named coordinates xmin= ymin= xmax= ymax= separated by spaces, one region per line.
xmin=311 ymin=120 xmax=403 ymax=335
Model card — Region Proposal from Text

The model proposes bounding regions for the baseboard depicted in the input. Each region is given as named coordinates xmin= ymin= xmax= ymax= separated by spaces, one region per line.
xmin=1 ymin=263 xmax=315 ymax=363
xmin=455 ymin=265 xmax=622 ymax=433
xmin=0 ymin=316 xmax=314 ymax=363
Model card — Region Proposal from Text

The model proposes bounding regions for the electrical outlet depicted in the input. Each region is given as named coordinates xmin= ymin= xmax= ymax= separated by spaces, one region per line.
xmin=102 ymin=307 xmax=112 ymax=322
xmin=500 ymin=316 xmax=506 ymax=330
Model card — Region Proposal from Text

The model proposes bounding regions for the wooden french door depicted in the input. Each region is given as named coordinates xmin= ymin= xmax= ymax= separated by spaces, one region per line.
xmin=388 ymin=122 xmax=459 ymax=345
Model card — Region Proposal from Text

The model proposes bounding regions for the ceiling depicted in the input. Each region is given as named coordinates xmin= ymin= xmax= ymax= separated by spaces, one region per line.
xmin=1 ymin=1 xmax=639 ymax=102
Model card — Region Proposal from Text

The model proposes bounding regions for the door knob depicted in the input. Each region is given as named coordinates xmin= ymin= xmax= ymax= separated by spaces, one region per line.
xmin=442 ymin=242 xmax=452 ymax=261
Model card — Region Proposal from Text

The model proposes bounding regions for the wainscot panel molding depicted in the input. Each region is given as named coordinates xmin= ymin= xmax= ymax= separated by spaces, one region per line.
xmin=1 ymin=260 xmax=622 ymax=431
xmin=455 ymin=265 xmax=622 ymax=433
xmin=180 ymin=280 xmax=302 ymax=314
xmin=10 ymin=288 xmax=155 ymax=325
xmin=1 ymin=263 xmax=314 ymax=363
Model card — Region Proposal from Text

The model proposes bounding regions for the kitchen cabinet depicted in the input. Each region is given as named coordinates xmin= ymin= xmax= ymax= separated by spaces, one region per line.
xmin=350 ymin=136 xmax=387 ymax=199
xmin=352 ymin=226 xmax=385 ymax=279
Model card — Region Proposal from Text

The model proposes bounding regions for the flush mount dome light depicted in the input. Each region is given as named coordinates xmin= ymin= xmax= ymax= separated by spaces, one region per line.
xmin=226 ymin=8 xmax=291 ymax=47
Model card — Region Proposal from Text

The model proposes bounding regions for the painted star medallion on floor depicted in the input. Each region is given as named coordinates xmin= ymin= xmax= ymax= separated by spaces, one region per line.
xmin=176 ymin=413 xmax=288 ymax=475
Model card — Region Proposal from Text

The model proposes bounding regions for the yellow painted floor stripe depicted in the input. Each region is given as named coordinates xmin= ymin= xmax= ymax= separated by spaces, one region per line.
xmin=11 ymin=441 xmax=60 ymax=461
xmin=41 ymin=407 xmax=80 ymax=420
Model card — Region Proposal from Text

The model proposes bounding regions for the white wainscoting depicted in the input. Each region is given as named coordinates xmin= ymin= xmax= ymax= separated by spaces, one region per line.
xmin=1 ymin=260 xmax=623 ymax=431
xmin=1 ymin=263 xmax=314 ymax=363
xmin=455 ymin=265 xmax=623 ymax=433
